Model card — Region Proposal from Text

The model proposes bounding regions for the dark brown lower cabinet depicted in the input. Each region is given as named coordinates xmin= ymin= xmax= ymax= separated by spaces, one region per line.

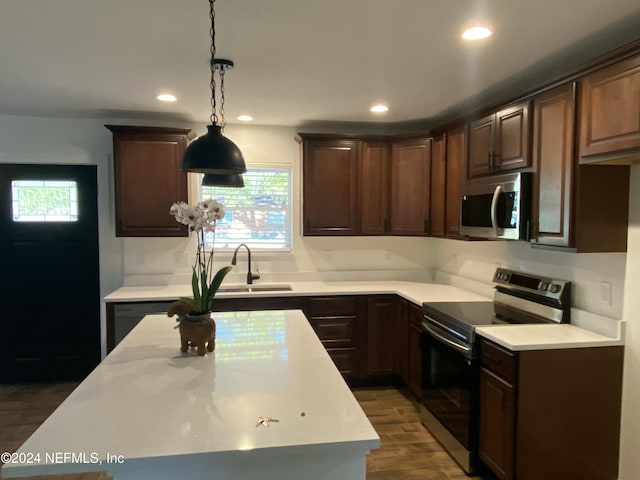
xmin=367 ymin=295 xmax=397 ymax=377
xmin=479 ymin=368 xmax=516 ymax=480
xmin=478 ymin=338 xmax=624 ymax=480
xmin=302 ymin=296 xmax=366 ymax=380
xmin=395 ymin=298 xmax=409 ymax=384
xmin=407 ymin=303 xmax=423 ymax=398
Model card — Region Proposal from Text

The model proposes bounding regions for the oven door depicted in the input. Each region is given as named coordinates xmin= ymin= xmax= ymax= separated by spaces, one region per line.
xmin=421 ymin=321 xmax=478 ymax=452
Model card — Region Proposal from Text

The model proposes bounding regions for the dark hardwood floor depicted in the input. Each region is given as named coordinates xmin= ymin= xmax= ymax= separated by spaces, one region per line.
xmin=0 ymin=384 xmax=484 ymax=479
xmin=0 ymin=383 xmax=111 ymax=480
xmin=353 ymin=387 xmax=485 ymax=480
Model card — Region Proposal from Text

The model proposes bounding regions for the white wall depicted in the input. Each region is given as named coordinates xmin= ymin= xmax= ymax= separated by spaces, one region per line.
xmin=619 ymin=165 xmax=640 ymax=480
xmin=428 ymin=237 xmax=627 ymax=319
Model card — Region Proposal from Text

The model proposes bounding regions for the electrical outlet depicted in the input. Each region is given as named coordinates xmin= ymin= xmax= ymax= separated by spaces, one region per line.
xmin=599 ymin=281 xmax=612 ymax=306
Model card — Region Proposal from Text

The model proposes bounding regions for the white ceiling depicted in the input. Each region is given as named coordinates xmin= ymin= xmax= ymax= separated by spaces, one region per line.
xmin=1 ymin=0 xmax=640 ymax=129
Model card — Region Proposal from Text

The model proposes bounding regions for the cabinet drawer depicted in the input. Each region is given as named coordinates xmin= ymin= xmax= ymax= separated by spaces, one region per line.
xmin=309 ymin=316 xmax=356 ymax=346
xmin=480 ymin=339 xmax=517 ymax=384
xmin=326 ymin=348 xmax=358 ymax=377
xmin=305 ymin=296 xmax=357 ymax=316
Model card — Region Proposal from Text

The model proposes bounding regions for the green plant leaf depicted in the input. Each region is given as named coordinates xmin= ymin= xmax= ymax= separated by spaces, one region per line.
xmin=200 ymin=270 xmax=209 ymax=312
xmin=206 ymin=265 xmax=233 ymax=310
xmin=191 ymin=268 xmax=202 ymax=310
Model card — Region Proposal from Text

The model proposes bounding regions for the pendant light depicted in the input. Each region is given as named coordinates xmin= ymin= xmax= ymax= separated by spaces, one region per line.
xmin=181 ymin=0 xmax=247 ymax=178
xmin=201 ymin=173 xmax=245 ymax=187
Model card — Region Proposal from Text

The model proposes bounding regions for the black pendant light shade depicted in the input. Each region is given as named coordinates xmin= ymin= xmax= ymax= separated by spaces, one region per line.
xmin=181 ymin=124 xmax=247 ymax=174
xmin=202 ymin=172 xmax=245 ymax=187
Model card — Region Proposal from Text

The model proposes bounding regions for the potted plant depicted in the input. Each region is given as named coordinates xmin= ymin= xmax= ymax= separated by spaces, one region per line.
xmin=167 ymin=199 xmax=232 ymax=355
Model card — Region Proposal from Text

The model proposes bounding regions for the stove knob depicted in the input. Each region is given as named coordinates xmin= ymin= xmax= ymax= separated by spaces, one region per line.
xmin=540 ymin=282 xmax=548 ymax=291
xmin=549 ymin=284 xmax=561 ymax=293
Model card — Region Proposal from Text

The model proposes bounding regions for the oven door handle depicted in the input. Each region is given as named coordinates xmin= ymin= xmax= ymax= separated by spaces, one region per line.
xmin=422 ymin=321 xmax=472 ymax=357
xmin=490 ymin=184 xmax=502 ymax=236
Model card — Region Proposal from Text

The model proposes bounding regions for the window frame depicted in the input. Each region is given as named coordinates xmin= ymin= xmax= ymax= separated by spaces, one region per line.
xmin=197 ymin=165 xmax=294 ymax=253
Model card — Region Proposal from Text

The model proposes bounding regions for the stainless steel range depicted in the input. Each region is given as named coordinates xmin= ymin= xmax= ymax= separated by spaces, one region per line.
xmin=420 ymin=268 xmax=571 ymax=474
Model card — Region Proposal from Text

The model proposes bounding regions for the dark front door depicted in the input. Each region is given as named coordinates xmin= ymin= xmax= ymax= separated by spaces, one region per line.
xmin=0 ymin=164 xmax=101 ymax=383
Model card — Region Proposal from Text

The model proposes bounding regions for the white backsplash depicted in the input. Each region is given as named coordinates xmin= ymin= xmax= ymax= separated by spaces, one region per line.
xmin=428 ymin=237 xmax=626 ymax=320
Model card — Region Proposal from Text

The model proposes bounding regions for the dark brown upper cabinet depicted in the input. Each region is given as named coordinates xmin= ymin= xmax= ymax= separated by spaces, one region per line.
xmin=429 ymin=134 xmax=446 ymax=237
xmin=579 ymin=55 xmax=640 ymax=162
xmin=429 ymin=134 xmax=447 ymax=237
xmin=106 ymin=125 xmax=194 ymax=237
xmin=390 ymin=137 xmax=432 ymax=235
xmin=445 ymin=125 xmax=467 ymax=238
xmin=359 ymin=141 xmax=390 ymax=235
xmin=531 ymin=84 xmax=576 ymax=248
xmin=468 ymin=102 xmax=531 ymax=178
xmin=531 ymin=83 xmax=630 ymax=252
xmin=301 ymin=138 xmax=360 ymax=235
xmin=299 ymin=135 xmax=390 ymax=236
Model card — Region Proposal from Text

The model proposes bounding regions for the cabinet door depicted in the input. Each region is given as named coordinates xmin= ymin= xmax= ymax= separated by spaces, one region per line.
xmin=445 ymin=125 xmax=467 ymax=237
xmin=303 ymin=296 xmax=364 ymax=380
xmin=303 ymin=140 xmax=360 ymax=235
xmin=107 ymin=125 xmax=191 ymax=237
xmin=390 ymin=138 xmax=431 ymax=235
xmin=407 ymin=303 xmax=423 ymax=398
xmin=479 ymin=368 xmax=516 ymax=480
xmin=367 ymin=296 xmax=396 ymax=376
xmin=531 ymin=83 xmax=576 ymax=248
xmin=360 ymin=141 xmax=390 ymax=234
xmin=579 ymin=56 xmax=640 ymax=160
xmin=495 ymin=102 xmax=531 ymax=172
xmin=468 ymin=114 xmax=494 ymax=178
xmin=394 ymin=298 xmax=409 ymax=384
xmin=430 ymin=134 xmax=446 ymax=237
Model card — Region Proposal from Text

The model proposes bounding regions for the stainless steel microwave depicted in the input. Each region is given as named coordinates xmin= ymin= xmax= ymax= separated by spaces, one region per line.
xmin=460 ymin=172 xmax=532 ymax=240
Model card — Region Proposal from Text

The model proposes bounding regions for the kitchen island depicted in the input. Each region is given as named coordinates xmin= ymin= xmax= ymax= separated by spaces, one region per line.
xmin=1 ymin=310 xmax=379 ymax=480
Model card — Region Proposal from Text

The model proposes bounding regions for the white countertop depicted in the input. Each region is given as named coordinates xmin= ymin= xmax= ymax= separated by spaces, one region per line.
xmin=103 ymin=280 xmax=623 ymax=352
xmin=104 ymin=280 xmax=491 ymax=305
xmin=476 ymin=323 xmax=624 ymax=351
xmin=2 ymin=310 xmax=379 ymax=479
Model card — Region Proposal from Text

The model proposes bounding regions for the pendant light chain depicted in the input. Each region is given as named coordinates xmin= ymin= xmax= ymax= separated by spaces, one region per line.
xmin=209 ymin=0 xmax=218 ymax=126
xmin=180 ymin=0 xmax=247 ymax=178
xmin=219 ymin=67 xmax=226 ymax=132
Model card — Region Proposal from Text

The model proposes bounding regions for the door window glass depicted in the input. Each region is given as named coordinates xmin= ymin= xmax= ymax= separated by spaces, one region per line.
xmin=11 ymin=180 xmax=78 ymax=222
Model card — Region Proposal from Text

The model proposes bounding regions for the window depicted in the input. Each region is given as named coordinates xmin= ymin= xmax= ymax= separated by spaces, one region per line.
xmin=200 ymin=167 xmax=292 ymax=250
xmin=11 ymin=180 xmax=78 ymax=222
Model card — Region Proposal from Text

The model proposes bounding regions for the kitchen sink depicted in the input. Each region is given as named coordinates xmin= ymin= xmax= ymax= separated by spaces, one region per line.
xmin=218 ymin=285 xmax=292 ymax=293
xmin=248 ymin=285 xmax=292 ymax=292
xmin=217 ymin=286 xmax=251 ymax=293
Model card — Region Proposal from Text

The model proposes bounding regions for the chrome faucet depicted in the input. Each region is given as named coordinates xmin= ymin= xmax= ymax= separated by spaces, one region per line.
xmin=231 ymin=243 xmax=260 ymax=285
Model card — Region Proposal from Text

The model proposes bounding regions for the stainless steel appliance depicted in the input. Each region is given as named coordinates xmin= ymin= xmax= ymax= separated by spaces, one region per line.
xmin=460 ymin=172 xmax=532 ymax=240
xmin=420 ymin=268 xmax=571 ymax=474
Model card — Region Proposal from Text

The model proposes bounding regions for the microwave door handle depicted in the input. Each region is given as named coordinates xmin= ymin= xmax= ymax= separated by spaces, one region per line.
xmin=491 ymin=185 xmax=502 ymax=235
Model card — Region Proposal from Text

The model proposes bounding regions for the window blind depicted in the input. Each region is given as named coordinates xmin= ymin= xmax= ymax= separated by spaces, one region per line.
xmin=201 ymin=167 xmax=292 ymax=250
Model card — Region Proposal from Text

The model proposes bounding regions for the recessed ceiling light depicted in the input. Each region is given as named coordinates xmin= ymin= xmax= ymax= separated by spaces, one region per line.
xmin=462 ymin=26 xmax=492 ymax=40
xmin=237 ymin=115 xmax=253 ymax=122
xmin=370 ymin=105 xmax=389 ymax=113
xmin=157 ymin=93 xmax=177 ymax=102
